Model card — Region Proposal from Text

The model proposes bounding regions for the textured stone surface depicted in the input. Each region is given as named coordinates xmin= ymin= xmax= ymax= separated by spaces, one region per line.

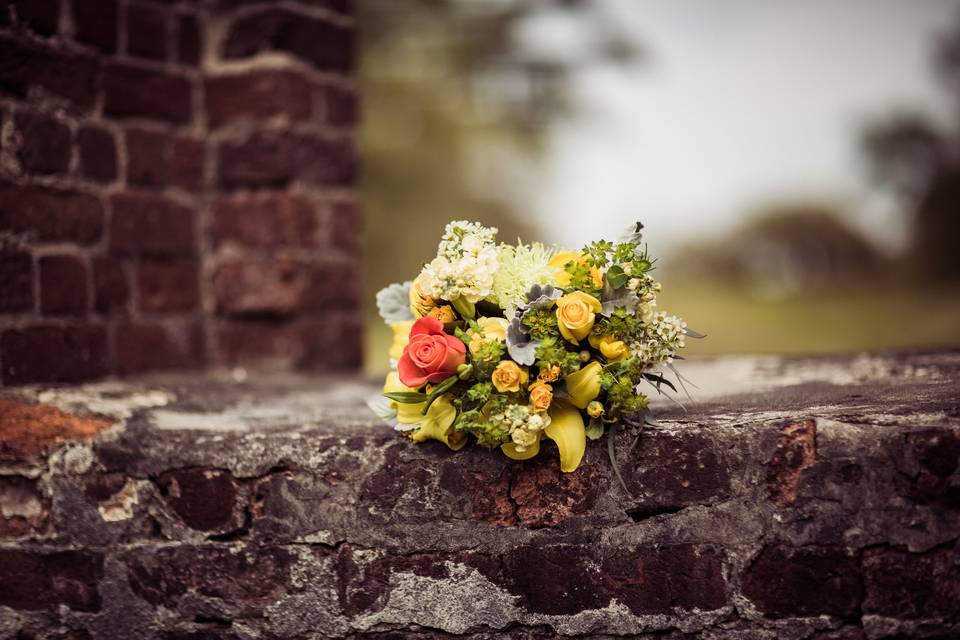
xmin=0 ymin=352 xmax=957 ymax=638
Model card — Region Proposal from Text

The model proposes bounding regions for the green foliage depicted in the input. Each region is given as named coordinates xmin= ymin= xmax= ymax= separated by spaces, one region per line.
xmin=534 ymin=336 xmax=582 ymax=376
xmin=521 ymin=307 xmax=560 ymax=341
xmin=470 ymin=340 xmax=505 ymax=380
xmin=600 ymin=367 xmax=650 ymax=420
xmin=593 ymin=307 xmax=644 ymax=343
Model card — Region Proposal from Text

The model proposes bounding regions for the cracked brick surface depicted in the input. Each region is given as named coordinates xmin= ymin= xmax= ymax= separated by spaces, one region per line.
xmin=0 ymin=352 xmax=958 ymax=639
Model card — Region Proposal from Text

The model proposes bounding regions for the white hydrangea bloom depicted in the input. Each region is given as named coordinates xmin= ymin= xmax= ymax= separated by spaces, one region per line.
xmin=418 ymin=221 xmax=500 ymax=303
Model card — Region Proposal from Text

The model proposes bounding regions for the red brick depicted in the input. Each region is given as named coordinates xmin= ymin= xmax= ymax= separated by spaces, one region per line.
xmin=216 ymin=319 xmax=301 ymax=366
xmin=157 ymin=469 xmax=238 ymax=531
xmin=0 ymin=247 xmax=33 ymax=311
xmin=176 ymin=13 xmax=201 ymax=65
xmin=138 ymin=258 xmax=199 ymax=311
xmin=741 ymin=545 xmax=861 ymax=618
xmin=104 ymin=63 xmax=192 ymax=124
xmin=223 ymin=8 xmax=354 ymax=73
xmin=92 ymin=256 xmax=129 ymax=313
xmin=0 ymin=184 xmax=103 ymax=244
xmin=0 ymin=36 xmax=100 ymax=112
xmin=109 ymin=193 xmax=195 ymax=256
xmin=126 ymin=128 xmax=204 ymax=191
xmin=214 ymin=256 xmax=309 ymax=317
xmin=1 ymin=324 xmax=108 ymax=384
xmin=212 ymin=191 xmax=316 ymax=248
xmin=328 ymin=200 xmax=360 ymax=250
xmin=78 ymin=124 xmax=117 ymax=183
xmin=74 ymin=0 xmax=118 ymax=53
xmin=39 ymin=255 xmax=88 ymax=315
xmin=2 ymin=0 xmax=59 ymax=36
xmin=126 ymin=127 xmax=168 ymax=187
xmin=0 ymin=549 xmax=104 ymax=611
xmin=322 ymin=84 xmax=357 ymax=127
xmin=170 ymin=136 xmax=204 ymax=191
xmin=299 ymin=315 xmax=362 ymax=370
xmin=218 ymin=131 xmax=356 ymax=188
xmin=14 ymin=109 xmax=71 ymax=175
xmin=302 ymin=258 xmax=360 ymax=310
xmin=205 ymin=70 xmax=312 ymax=128
xmin=863 ymin=546 xmax=960 ymax=618
xmin=126 ymin=2 xmax=169 ymax=60
xmin=115 ymin=320 xmax=204 ymax=374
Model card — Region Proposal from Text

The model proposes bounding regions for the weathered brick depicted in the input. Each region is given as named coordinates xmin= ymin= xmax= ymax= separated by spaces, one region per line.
xmin=92 ymin=256 xmax=129 ymax=313
xmin=157 ymin=468 xmax=238 ymax=531
xmin=0 ymin=475 xmax=48 ymax=538
xmin=211 ymin=191 xmax=316 ymax=248
xmin=299 ymin=315 xmax=362 ymax=370
xmin=302 ymin=258 xmax=360 ymax=310
xmin=115 ymin=321 xmax=204 ymax=374
xmin=322 ymin=84 xmax=357 ymax=126
xmin=327 ymin=199 xmax=360 ymax=250
xmin=109 ymin=193 xmax=195 ymax=256
xmin=0 ymin=397 xmax=113 ymax=462
xmin=223 ymin=8 xmax=354 ymax=72
xmin=218 ymin=131 xmax=356 ymax=188
xmin=176 ymin=12 xmax=201 ymax=65
xmin=741 ymin=545 xmax=861 ymax=618
xmin=126 ymin=2 xmax=168 ymax=60
xmin=862 ymin=546 xmax=960 ymax=618
xmin=127 ymin=545 xmax=293 ymax=608
xmin=0 ymin=549 xmax=104 ymax=611
xmin=0 ymin=184 xmax=103 ymax=244
xmin=1 ymin=325 xmax=108 ymax=384
xmin=0 ymin=36 xmax=100 ymax=112
xmin=39 ymin=255 xmax=88 ymax=315
xmin=78 ymin=124 xmax=117 ymax=183
xmin=104 ymin=63 xmax=192 ymax=123
xmin=2 ymin=0 xmax=59 ymax=36
xmin=138 ymin=258 xmax=199 ymax=311
xmin=126 ymin=128 xmax=204 ymax=190
xmin=215 ymin=319 xmax=301 ymax=366
xmin=73 ymin=0 xmax=118 ymax=53
xmin=768 ymin=418 xmax=817 ymax=507
xmin=896 ymin=429 xmax=960 ymax=507
xmin=214 ymin=256 xmax=310 ymax=317
xmin=14 ymin=109 xmax=71 ymax=175
xmin=205 ymin=70 xmax=312 ymax=128
xmin=0 ymin=247 xmax=33 ymax=311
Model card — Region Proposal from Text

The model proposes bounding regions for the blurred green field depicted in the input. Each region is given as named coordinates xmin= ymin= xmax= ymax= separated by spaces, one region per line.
xmin=363 ymin=283 xmax=960 ymax=376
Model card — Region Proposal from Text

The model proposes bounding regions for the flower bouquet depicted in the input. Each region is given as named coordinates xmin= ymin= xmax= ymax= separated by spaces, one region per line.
xmin=370 ymin=221 xmax=701 ymax=475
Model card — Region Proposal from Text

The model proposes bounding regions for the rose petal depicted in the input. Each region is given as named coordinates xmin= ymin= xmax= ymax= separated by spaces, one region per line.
xmin=397 ymin=354 xmax=428 ymax=388
xmin=442 ymin=333 xmax=467 ymax=353
xmin=410 ymin=316 xmax=443 ymax=337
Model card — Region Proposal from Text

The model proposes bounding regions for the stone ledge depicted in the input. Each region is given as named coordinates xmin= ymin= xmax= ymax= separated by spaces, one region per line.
xmin=0 ymin=352 xmax=958 ymax=639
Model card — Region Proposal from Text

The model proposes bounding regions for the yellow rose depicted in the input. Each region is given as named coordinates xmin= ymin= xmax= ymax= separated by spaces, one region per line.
xmin=538 ymin=365 xmax=560 ymax=383
xmin=589 ymin=334 xmax=628 ymax=362
xmin=549 ymin=251 xmax=603 ymax=288
xmin=428 ymin=305 xmax=456 ymax=324
xmin=564 ymin=361 xmax=602 ymax=409
xmin=408 ymin=278 xmax=436 ymax=318
xmin=528 ymin=381 xmax=553 ymax=412
xmin=468 ymin=317 xmax=509 ymax=353
xmin=388 ymin=321 xmax=414 ymax=360
xmin=556 ymin=291 xmax=601 ymax=344
xmin=491 ymin=360 xmax=529 ymax=393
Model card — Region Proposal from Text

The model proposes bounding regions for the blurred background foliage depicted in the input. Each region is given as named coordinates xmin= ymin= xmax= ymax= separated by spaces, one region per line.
xmin=358 ymin=1 xmax=960 ymax=374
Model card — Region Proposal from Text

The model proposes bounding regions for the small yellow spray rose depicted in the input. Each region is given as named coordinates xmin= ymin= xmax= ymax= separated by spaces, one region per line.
xmin=428 ymin=305 xmax=456 ymax=324
xmin=589 ymin=334 xmax=628 ymax=362
xmin=408 ymin=278 xmax=436 ymax=318
xmin=491 ymin=360 xmax=529 ymax=393
xmin=538 ymin=365 xmax=561 ymax=383
xmin=528 ymin=381 xmax=553 ymax=412
xmin=556 ymin=291 xmax=602 ymax=344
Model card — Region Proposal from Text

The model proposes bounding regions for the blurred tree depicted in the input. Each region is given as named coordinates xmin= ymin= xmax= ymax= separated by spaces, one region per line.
xmin=358 ymin=0 xmax=642 ymax=295
xmin=860 ymin=14 xmax=960 ymax=282
xmin=670 ymin=206 xmax=886 ymax=299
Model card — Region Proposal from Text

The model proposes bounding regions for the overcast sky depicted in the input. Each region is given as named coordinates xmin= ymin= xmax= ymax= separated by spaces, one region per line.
xmin=523 ymin=0 xmax=958 ymax=252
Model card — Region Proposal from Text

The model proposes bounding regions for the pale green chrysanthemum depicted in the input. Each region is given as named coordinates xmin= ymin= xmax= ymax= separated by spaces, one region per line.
xmin=491 ymin=242 xmax=557 ymax=310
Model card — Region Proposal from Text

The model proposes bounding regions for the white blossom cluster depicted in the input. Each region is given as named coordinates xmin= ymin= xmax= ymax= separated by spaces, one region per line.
xmin=490 ymin=404 xmax=551 ymax=453
xmin=629 ymin=311 xmax=687 ymax=366
xmin=418 ymin=221 xmax=500 ymax=303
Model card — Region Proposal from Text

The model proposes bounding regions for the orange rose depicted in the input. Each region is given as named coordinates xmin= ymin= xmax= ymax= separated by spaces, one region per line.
xmin=398 ymin=317 xmax=466 ymax=388
xmin=529 ymin=381 xmax=553 ymax=412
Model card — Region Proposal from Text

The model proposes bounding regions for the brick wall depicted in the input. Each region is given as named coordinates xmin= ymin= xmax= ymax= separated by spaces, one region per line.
xmin=0 ymin=0 xmax=361 ymax=386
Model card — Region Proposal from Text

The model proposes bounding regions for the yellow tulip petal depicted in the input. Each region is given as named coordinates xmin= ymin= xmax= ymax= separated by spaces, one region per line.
xmin=501 ymin=436 xmax=541 ymax=461
xmin=564 ymin=361 xmax=602 ymax=409
xmin=410 ymin=395 xmax=466 ymax=451
xmin=545 ymin=401 xmax=586 ymax=473
xmin=388 ymin=321 xmax=414 ymax=360
xmin=384 ymin=372 xmax=426 ymax=424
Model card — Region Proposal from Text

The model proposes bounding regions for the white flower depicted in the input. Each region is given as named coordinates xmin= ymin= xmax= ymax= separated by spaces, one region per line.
xmin=419 ymin=221 xmax=500 ymax=303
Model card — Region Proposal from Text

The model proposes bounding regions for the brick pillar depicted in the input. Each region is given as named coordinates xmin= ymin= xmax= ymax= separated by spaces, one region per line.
xmin=0 ymin=0 xmax=361 ymax=385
